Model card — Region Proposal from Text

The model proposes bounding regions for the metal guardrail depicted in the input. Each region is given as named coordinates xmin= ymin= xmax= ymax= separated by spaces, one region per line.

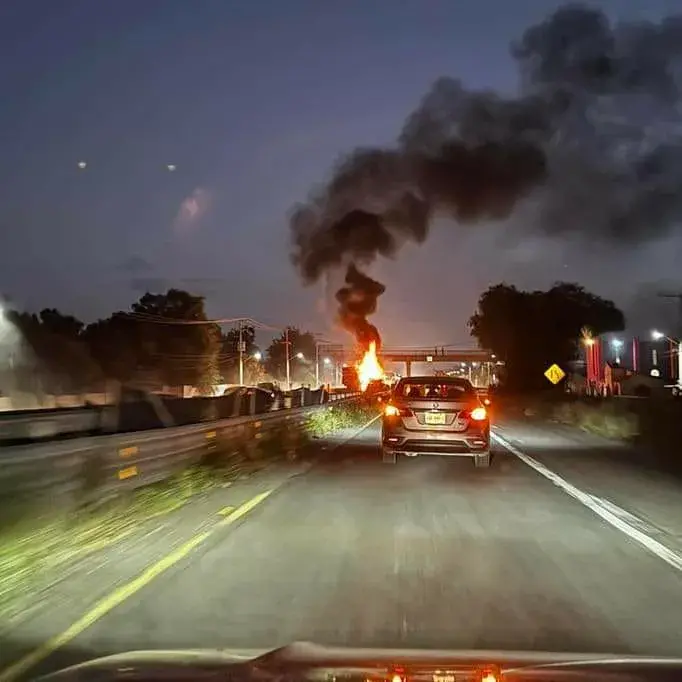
xmin=0 ymin=405 xmax=102 ymax=441
xmin=0 ymin=393 xmax=362 ymax=522
xmin=0 ymin=387 xmax=353 ymax=443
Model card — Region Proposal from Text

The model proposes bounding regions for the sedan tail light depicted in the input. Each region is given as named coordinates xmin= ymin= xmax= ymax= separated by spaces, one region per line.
xmin=477 ymin=667 xmax=502 ymax=682
xmin=470 ymin=406 xmax=488 ymax=421
xmin=384 ymin=404 xmax=413 ymax=417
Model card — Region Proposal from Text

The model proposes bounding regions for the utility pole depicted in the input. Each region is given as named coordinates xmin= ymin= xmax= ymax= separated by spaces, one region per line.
xmin=285 ymin=327 xmax=291 ymax=391
xmin=238 ymin=320 xmax=244 ymax=386
xmin=313 ymin=334 xmax=333 ymax=388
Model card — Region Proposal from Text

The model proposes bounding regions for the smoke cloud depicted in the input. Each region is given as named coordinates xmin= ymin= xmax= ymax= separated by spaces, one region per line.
xmin=289 ymin=3 xmax=682 ymax=345
xmin=335 ymin=264 xmax=386 ymax=349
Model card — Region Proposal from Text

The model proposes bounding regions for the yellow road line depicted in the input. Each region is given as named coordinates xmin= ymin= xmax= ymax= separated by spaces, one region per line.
xmin=0 ymin=490 xmax=273 ymax=682
xmin=217 ymin=493 xmax=270 ymax=527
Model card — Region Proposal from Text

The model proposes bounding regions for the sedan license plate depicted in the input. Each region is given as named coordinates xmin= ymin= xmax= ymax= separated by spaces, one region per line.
xmin=433 ymin=675 xmax=456 ymax=682
xmin=424 ymin=412 xmax=446 ymax=425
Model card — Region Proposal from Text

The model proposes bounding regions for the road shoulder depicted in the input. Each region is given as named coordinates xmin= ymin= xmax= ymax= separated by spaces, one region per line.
xmin=494 ymin=417 xmax=682 ymax=556
xmin=0 ymin=413 xmax=381 ymax=676
xmin=0 ymin=459 xmax=308 ymax=671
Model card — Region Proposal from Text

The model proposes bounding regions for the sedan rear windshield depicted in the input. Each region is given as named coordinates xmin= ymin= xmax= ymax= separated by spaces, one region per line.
xmin=394 ymin=381 xmax=475 ymax=400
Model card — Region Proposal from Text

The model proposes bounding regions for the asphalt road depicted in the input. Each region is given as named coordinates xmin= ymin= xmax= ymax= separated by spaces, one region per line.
xmin=10 ymin=418 xmax=682 ymax=677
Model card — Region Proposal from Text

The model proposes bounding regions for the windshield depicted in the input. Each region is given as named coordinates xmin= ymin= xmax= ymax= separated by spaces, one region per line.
xmin=4 ymin=2 xmax=682 ymax=680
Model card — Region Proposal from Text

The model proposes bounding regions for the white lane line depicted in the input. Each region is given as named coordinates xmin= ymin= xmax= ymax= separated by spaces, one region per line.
xmin=592 ymin=495 xmax=665 ymax=538
xmin=492 ymin=431 xmax=682 ymax=573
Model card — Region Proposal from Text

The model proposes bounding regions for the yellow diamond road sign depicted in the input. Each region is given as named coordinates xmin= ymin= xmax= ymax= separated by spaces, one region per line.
xmin=544 ymin=363 xmax=566 ymax=385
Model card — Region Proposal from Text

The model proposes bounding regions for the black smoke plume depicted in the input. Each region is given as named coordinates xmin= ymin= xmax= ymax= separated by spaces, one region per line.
xmin=290 ymin=3 xmax=682 ymax=342
xmin=335 ymin=264 xmax=386 ymax=349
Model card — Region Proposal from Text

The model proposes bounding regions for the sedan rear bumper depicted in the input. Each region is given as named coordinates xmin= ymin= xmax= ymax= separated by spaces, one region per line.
xmin=382 ymin=446 xmax=490 ymax=458
xmin=382 ymin=430 xmax=490 ymax=457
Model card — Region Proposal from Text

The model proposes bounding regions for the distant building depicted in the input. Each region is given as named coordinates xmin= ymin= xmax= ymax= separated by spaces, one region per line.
xmin=632 ymin=338 xmax=678 ymax=383
xmin=575 ymin=334 xmax=680 ymax=395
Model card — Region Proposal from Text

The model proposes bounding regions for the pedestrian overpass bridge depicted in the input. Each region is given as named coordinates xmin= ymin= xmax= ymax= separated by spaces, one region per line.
xmin=322 ymin=346 xmax=496 ymax=377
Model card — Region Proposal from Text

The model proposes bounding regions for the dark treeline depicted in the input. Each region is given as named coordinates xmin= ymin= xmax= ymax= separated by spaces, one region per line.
xmin=1 ymin=280 xmax=624 ymax=396
xmin=2 ymin=289 xmax=319 ymax=395
xmin=470 ymin=281 xmax=625 ymax=391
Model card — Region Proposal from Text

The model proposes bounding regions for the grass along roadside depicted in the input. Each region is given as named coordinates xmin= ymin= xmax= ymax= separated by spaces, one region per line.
xmin=551 ymin=400 xmax=641 ymax=440
xmin=506 ymin=393 xmax=682 ymax=456
xmin=0 ymin=400 xmax=375 ymax=627
xmin=306 ymin=400 xmax=380 ymax=439
xmin=0 ymin=465 xmax=230 ymax=629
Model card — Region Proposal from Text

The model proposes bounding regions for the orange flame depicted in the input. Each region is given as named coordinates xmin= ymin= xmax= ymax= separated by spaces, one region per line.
xmin=356 ymin=341 xmax=384 ymax=391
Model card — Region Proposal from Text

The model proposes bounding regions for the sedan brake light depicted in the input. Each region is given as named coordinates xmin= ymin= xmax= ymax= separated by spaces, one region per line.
xmin=477 ymin=667 xmax=502 ymax=682
xmin=470 ymin=406 xmax=487 ymax=421
xmin=384 ymin=404 xmax=412 ymax=417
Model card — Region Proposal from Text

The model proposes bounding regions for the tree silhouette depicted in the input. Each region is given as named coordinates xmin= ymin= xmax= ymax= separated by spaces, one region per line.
xmin=469 ymin=282 xmax=624 ymax=391
xmin=264 ymin=327 xmax=316 ymax=384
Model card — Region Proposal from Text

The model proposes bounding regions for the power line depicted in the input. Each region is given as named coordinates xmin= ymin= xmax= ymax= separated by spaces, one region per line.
xmin=76 ymin=161 xmax=179 ymax=172
xmin=123 ymin=313 xmax=282 ymax=330
xmin=121 ymin=313 xmax=310 ymax=339
xmin=657 ymin=292 xmax=682 ymax=335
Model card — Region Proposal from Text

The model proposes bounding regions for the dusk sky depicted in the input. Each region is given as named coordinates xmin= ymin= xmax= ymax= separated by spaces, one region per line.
xmin=1 ymin=0 xmax=681 ymax=346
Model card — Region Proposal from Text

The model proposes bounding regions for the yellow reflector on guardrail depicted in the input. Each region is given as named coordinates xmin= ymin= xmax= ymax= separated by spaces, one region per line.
xmin=118 ymin=466 xmax=138 ymax=480
xmin=206 ymin=431 xmax=217 ymax=439
xmin=119 ymin=446 xmax=138 ymax=458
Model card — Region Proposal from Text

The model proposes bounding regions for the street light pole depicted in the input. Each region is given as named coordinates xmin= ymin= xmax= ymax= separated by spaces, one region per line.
xmin=313 ymin=334 xmax=334 ymax=388
xmin=652 ymin=330 xmax=682 ymax=385
xmin=315 ymin=342 xmax=320 ymax=387
xmin=285 ymin=327 xmax=291 ymax=391
xmin=238 ymin=320 xmax=244 ymax=385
